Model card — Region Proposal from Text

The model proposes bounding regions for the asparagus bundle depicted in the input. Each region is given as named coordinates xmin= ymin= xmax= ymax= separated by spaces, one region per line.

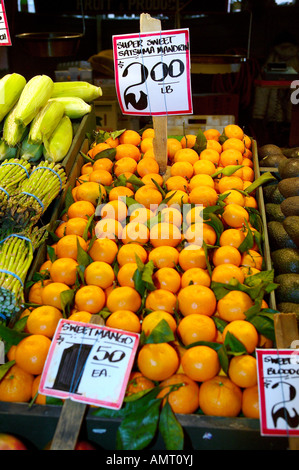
xmin=0 ymin=158 xmax=31 ymax=218
xmin=0 ymin=226 xmax=48 ymax=320
xmin=3 ymin=160 xmax=67 ymax=231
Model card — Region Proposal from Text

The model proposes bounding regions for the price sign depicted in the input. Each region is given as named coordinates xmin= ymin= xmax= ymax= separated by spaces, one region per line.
xmin=0 ymin=1 xmax=11 ymax=46
xmin=256 ymin=348 xmax=299 ymax=436
xmin=39 ymin=319 xmax=140 ymax=409
xmin=113 ymin=28 xmax=192 ymax=116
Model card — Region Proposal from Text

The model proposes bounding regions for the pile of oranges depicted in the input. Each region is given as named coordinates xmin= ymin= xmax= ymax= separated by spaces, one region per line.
xmin=1 ymin=124 xmax=271 ymax=421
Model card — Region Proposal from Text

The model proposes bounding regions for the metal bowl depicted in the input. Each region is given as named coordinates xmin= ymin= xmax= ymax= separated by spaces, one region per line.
xmin=15 ymin=32 xmax=83 ymax=57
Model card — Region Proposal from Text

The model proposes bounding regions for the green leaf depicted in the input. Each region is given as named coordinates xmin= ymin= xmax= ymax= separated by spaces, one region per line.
xmin=126 ymin=174 xmax=145 ymax=190
xmin=60 ymin=289 xmax=74 ymax=317
xmin=211 ymin=165 xmax=243 ymax=179
xmin=0 ymin=324 xmax=29 ymax=347
xmin=144 ymin=319 xmax=175 ymax=344
xmin=159 ymin=400 xmax=184 ymax=450
xmin=223 ymin=331 xmax=247 ymax=355
xmin=76 ymin=238 xmax=91 ymax=268
xmin=244 ymin=172 xmax=277 ymax=195
xmin=47 ymin=245 xmax=57 ymax=263
xmin=249 ymin=313 xmax=275 ymax=341
xmin=93 ymin=147 xmax=116 ymax=161
xmin=0 ymin=361 xmax=15 ymax=380
xmin=217 ymin=343 xmax=229 ymax=374
xmin=64 ymin=186 xmax=75 ymax=212
xmin=82 ymin=214 xmax=94 ymax=242
xmin=116 ymin=397 xmax=162 ymax=450
xmin=202 ymin=240 xmax=212 ymax=277
xmin=203 ymin=213 xmax=224 ymax=244
xmin=238 ymin=220 xmax=254 ymax=253
xmin=194 ymin=128 xmax=207 ymax=153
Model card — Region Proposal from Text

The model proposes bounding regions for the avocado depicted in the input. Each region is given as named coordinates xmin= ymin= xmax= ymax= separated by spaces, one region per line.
xmin=271 ymin=248 xmax=299 ymax=274
xmin=278 ymin=177 xmax=299 ymax=198
xmin=274 ymin=273 xmax=299 ymax=304
xmin=282 ymin=147 xmax=299 ymax=158
xmin=283 ymin=216 xmax=299 ymax=247
xmin=259 ymin=154 xmax=287 ymax=168
xmin=263 ymin=183 xmax=279 ymax=203
xmin=263 ymin=183 xmax=284 ymax=204
xmin=265 ymin=203 xmax=285 ymax=222
xmin=277 ymin=302 xmax=299 ymax=314
xmin=267 ymin=221 xmax=297 ymax=250
xmin=280 ymin=196 xmax=299 ymax=217
xmin=278 ymin=157 xmax=299 ymax=179
xmin=258 ymin=144 xmax=283 ymax=160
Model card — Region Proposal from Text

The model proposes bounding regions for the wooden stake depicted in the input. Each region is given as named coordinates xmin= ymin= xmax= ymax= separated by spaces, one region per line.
xmin=50 ymin=314 xmax=105 ymax=450
xmin=140 ymin=13 xmax=168 ymax=175
xmin=274 ymin=312 xmax=299 ymax=450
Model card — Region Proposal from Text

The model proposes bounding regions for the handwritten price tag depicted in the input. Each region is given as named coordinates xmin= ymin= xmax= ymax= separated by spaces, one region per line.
xmin=113 ymin=29 xmax=192 ymax=116
xmin=256 ymin=348 xmax=299 ymax=436
xmin=0 ymin=1 xmax=11 ymax=46
xmin=39 ymin=319 xmax=140 ymax=409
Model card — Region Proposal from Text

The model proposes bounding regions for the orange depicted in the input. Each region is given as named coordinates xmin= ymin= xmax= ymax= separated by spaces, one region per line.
xmin=212 ymin=246 xmax=242 ymax=267
xmin=55 ymin=221 xmax=67 ymax=238
xmin=160 ymin=206 xmax=183 ymax=227
xmin=56 ymin=234 xmax=88 ymax=260
xmin=145 ymin=289 xmax=177 ymax=314
xmin=88 ymin=238 xmax=118 ymax=264
xmin=242 ymin=157 xmax=253 ymax=168
xmin=220 ymin=148 xmax=243 ymax=166
xmin=178 ymin=284 xmax=216 ymax=317
xmin=143 ymin=148 xmax=155 ymax=159
xmin=121 ymin=221 xmax=150 ymax=245
xmin=199 ymin=375 xmax=242 ymax=417
xmin=224 ymin=124 xmax=244 ymax=140
xmin=222 ymin=137 xmax=245 ymax=154
xmin=211 ymin=263 xmax=245 ymax=285
xmin=117 ymin=262 xmax=137 ymax=288
xmin=242 ymin=385 xmax=260 ymax=418
xmin=240 ymin=266 xmax=260 ymax=278
xmin=140 ymin=137 xmax=154 ymax=154
xmin=134 ymin=185 xmax=163 ymax=209
xmin=84 ymin=261 xmax=115 ymax=289
xmin=193 ymin=159 xmax=216 ymax=176
xmin=177 ymin=313 xmax=217 ymax=346
xmin=165 ymin=189 xmax=189 ymax=206
xmin=141 ymin=310 xmax=177 ymax=335
xmin=204 ymin=128 xmax=221 ymax=141
xmin=27 ymin=279 xmax=52 ymax=305
xmin=106 ymin=310 xmax=141 ymax=333
xmin=228 ymin=354 xmax=257 ymax=388
xmin=141 ymin=173 xmax=163 ymax=187
xmin=89 ymin=169 xmax=113 ymax=186
xmin=68 ymin=311 xmax=92 ymax=323
xmin=157 ymin=373 xmax=200 ymax=414
xmin=222 ymin=204 xmax=249 ymax=228
xmin=39 ymin=260 xmax=52 ymax=274
xmin=94 ymin=218 xmax=123 ymax=240
xmin=189 ymin=174 xmax=214 ymax=191
xmin=244 ymin=195 xmax=258 ymax=209
xmin=189 ymin=186 xmax=218 ymax=206
xmin=15 ymin=334 xmax=52 ymax=375
xmin=75 ymin=181 xmax=106 ymax=206
xmin=117 ymin=243 xmax=148 ymax=266
xmin=165 ymin=175 xmax=189 ymax=192
xmin=178 ymin=245 xmax=206 ymax=271
xmin=219 ymin=228 xmax=246 ymax=249
xmin=149 ymin=222 xmax=182 ymax=248
xmin=199 ymin=148 xmax=220 ymax=165
xmin=218 ymin=176 xmax=244 ymax=194
xmin=100 ymin=199 xmax=128 ymax=222
xmin=126 ymin=371 xmax=155 ymax=396
xmin=107 ymin=286 xmax=141 ymax=313
xmin=119 ymin=129 xmax=141 ymax=146
xmin=170 ymin=161 xmax=194 ymax=179
xmin=142 ymin=128 xmax=155 ymax=140
xmin=184 ymin=222 xmax=217 ymax=247
xmin=49 ymin=257 xmax=79 ymax=286
xmin=148 ymin=246 xmax=179 ymax=269
xmin=92 ymin=157 xmax=114 ymax=172
xmin=129 ymin=206 xmax=154 ymax=223
xmin=41 ymin=282 xmax=71 ymax=310
xmin=217 ymin=290 xmax=253 ymax=322
xmin=222 ymin=189 xmax=245 ymax=207
xmin=137 ymin=157 xmax=160 ymax=177
xmin=174 ymin=148 xmax=199 ymax=165
xmin=181 ymin=345 xmax=220 ymax=382
xmin=108 ymin=186 xmax=134 ymax=201
xmin=243 ymin=134 xmax=252 ymax=149
xmin=180 ymin=267 xmax=211 ymax=288
xmin=153 ymin=267 xmax=181 ymax=293
xmin=26 ymin=305 xmax=63 ymax=338
xmin=180 ymin=134 xmax=197 ymax=149
xmin=167 ymin=138 xmax=183 ymax=160
xmin=88 ymin=142 xmax=111 ymax=159
xmin=137 ymin=343 xmax=179 ymax=381
xmin=185 ymin=206 xmax=204 ymax=226
xmin=222 ymin=320 xmax=259 ymax=354
xmin=113 ymin=157 xmax=138 ymax=176
xmin=31 ymin=374 xmax=47 ymax=405
xmin=206 ymin=139 xmax=222 ymax=154
xmin=105 ymin=136 xmax=119 ymax=148
xmin=65 ymin=217 xmax=89 ymax=238
xmin=67 ymin=200 xmax=95 ymax=220
xmin=74 ymin=285 xmax=106 ymax=314
xmin=241 ymin=249 xmax=263 ymax=270
xmin=115 ymin=143 xmax=141 ymax=162
xmin=80 ymin=162 xmax=93 ymax=175
xmin=0 ymin=365 xmax=34 ymax=403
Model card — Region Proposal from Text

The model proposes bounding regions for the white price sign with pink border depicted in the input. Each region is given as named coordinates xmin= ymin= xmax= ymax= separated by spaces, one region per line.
xmin=113 ymin=28 xmax=192 ymax=116
xmin=0 ymin=1 xmax=11 ymax=46
xmin=39 ymin=319 xmax=140 ymax=409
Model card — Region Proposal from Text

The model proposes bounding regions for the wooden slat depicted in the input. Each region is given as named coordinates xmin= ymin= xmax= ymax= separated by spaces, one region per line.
xmin=50 ymin=314 xmax=105 ymax=450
